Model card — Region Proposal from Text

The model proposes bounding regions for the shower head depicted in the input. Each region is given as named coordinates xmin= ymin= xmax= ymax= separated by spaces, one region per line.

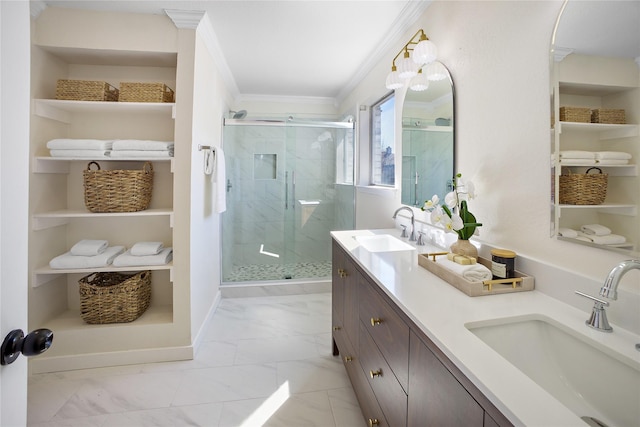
xmin=229 ymin=110 xmax=247 ymax=119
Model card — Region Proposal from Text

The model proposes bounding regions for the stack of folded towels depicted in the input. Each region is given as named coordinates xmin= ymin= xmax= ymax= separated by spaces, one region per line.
xmin=558 ymin=224 xmax=627 ymax=246
xmin=49 ymin=240 xmax=173 ymax=269
xmin=49 ymin=240 xmax=124 ymax=269
xmin=558 ymin=150 xmax=632 ymax=166
xmin=112 ymin=242 xmax=173 ymax=267
xmin=47 ymin=139 xmax=113 ymax=158
xmin=110 ymin=140 xmax=174 ymax=158
xmin=439 ymin=256 xmax=493 ymax=282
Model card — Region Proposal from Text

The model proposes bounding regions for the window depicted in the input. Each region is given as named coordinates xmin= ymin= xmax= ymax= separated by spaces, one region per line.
xmin=370 ymin=92 xmax=395 ymax=186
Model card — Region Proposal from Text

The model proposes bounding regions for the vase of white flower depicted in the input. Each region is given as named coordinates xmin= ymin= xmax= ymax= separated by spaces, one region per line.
xmin=422 ymin=173 xmax=482 ymax=258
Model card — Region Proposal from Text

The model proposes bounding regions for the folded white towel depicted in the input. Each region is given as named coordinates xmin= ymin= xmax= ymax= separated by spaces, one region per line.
xmin=559 ymin=158 xmax=597 ymax=165
xmin=70 ymin=239 xmax=109 ymax=256
xmin=558 ymin=228 xmax=578 ymax=238
xmin=110 ymin=150 xmax=173 ymax=158
xmin=50 ymin=149 xmax=110 ymax=158
xmin=577 ymin=232 xmax=626 ymax=245
xmin=596 ymin=151 xmax=632 ymax=160
xmin=439 ymin=259 xmax=493 ymax=282
xmin=113 ymin=247 xmax=173 ymax=267
xmin=47 ymin=139 xmax=113 ymax=150
xmin=597 ymin=159 xmax=629 ymax=165
xmin=130 ymin=241 xmax=164 ymax=256
xmin=559 ymin=150 xmax=595 ymax=159
xmin=581 ymin=224 xmax=611 ymax=236
xmin=112 ymin=140 xmax=174 ymax=151
xmin=49 ymin=246 xmax=125 ymax=269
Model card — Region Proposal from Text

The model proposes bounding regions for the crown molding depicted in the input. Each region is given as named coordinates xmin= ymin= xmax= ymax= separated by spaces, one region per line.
xmin=164 ymin=9 xmax=205 ymax=29
xmin=335 ymin=0 xmax=432 ymax=105
xmin=236 ymin=93 xmax=337 ymax=107
xmin=553 ymin=47 xmax=574 ymax=62
xmin=30 ymin=1 xmax=47 ymax=19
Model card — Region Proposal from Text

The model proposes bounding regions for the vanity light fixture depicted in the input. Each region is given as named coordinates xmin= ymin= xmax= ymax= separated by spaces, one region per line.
xmin=409 ymin=69 xmax=429 ymax=91
xmin=385 ymin=29 xmax=438 ymax=91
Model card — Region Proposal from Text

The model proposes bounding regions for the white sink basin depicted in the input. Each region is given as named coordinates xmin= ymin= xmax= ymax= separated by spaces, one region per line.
xmin=466 ymin=315 xmax=640 ymax=427
xmin=354 ymin=234 xmax=415 ymax=253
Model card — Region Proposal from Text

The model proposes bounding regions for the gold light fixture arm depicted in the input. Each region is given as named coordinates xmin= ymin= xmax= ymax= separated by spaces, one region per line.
xmin=390 ymin=29 xmax=429 ymax=68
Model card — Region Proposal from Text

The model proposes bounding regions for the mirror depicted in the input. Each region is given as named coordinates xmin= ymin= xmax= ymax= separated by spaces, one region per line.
xmin=401 ymin=61 xmax=455 ymax=207
xmin=551 ymin=1 xmax=640 ymax=257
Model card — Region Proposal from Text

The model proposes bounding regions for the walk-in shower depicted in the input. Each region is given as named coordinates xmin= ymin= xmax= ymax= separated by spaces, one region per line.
xmin=221 ymin=117 xmax=355 ymax=284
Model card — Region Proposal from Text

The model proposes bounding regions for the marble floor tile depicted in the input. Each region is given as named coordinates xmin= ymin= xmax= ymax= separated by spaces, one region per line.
xmin=27 ymin=291 xmax=364 ymax=427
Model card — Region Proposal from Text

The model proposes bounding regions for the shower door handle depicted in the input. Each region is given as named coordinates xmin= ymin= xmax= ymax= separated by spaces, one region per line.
xmin=285 ymin=171 xmax=289 ymax=209
xmin=292 ymin=171 xmax=296 ymax=211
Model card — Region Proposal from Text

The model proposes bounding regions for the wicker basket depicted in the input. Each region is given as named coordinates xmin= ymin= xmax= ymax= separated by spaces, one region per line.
xmin=83 ymin=161 xmax=153 ymax=213
xmin=559 ymin=167 xmax=608 ymax=205
xmin=591 ymin=108 xmax=626 ymax=124
xmin=56 ymin=79 xmax=119 ymax=102
xmin=559 ymin=106 xmax=591 ymax=123
xmin=79 ymin=271 xmax=152 ymax=324
xmin=119 ymin=82 xmax=175 ymax=103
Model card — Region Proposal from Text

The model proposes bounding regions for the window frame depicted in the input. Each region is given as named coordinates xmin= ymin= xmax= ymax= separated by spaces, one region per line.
xmin=369 ymin=91 xmax=396 ymax=187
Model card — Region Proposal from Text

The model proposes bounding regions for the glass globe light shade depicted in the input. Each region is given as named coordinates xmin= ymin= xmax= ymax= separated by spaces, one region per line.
xmin=425 ymin=61 xmax=448 ymax=81
xmin=397 ymin=52 xmax=418 ymax=79
xmin=412 ymin=39 xmax=437 ymax=65
xmin=385 ymin=68 xmax=403 ymax=90
xmin=409 ymin=71 xmax=429 ymax=91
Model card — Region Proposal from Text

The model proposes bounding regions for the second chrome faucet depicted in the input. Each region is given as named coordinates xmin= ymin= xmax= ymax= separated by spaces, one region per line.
xmin=392 ymin=206 xmax=417 ymax=242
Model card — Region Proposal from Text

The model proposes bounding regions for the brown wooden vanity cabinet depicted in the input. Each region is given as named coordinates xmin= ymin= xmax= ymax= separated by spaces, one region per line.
xmin=331 ymin=239 xmax=513 ymax=427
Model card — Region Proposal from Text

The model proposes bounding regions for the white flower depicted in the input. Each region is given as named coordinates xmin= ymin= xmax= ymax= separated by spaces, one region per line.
xmin=423 ymin=195 xmax=439 ymax=210
xmin=466 ymin=181 xmax=476 ymax=199
xmin=430 ymin=206 xmax=444 ymax=224
xmin=444 ymin=191 xmax=457 ymax=209
xmin=441 ymin=213 xmax=463 ymax=233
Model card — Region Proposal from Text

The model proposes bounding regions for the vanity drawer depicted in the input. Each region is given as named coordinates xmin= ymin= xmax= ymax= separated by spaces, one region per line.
xmin=359 ymin=276 xmax=410 ymax=390
xmin=359 ymin=322 xmax=408 ymax=427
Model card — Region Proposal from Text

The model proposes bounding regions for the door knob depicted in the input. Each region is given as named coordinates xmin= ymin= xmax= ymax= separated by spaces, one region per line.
xmin=1 ymin=328 xmax=53 ymax=365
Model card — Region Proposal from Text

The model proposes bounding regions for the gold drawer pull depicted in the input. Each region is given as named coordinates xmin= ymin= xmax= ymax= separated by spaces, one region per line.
xmin=337 ymin=268 xmax=348 ymax=278
xmin=370 ymin=317 xmax=382 ymax=326
xmin=333 ymin=326 xmax=341 ymax=331
xmin=344 ymin=356 xmax=353 ymax=362
xmin=368 ymin=418 xmax=380 ymax=426
xmin=369 ymin=369 xmax=382 ymax=378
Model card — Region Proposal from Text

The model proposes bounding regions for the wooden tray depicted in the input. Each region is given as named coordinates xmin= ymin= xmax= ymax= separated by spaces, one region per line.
xmin=417 ymin=253 xmax=534 ymax=297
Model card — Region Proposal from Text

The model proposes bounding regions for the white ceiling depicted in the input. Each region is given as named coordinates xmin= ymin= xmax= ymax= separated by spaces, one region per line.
xmin=41 ymin=0 xmax=430 ymax=102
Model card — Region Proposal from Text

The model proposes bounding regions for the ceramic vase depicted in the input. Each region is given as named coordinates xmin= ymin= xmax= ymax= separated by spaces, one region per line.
xmin=450 ymin=238 xmax=478 ymax=259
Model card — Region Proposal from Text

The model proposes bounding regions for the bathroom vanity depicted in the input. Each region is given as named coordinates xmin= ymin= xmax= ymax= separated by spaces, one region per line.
xmin=331 ymin=229 xmax=640 ymax=427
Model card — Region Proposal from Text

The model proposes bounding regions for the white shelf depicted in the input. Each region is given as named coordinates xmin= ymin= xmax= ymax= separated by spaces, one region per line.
xmin=34 ymin=99 xmax=176 ymax=123
xmin=33 ymin=262 xmax=174 ymax=288
xmin=43 ymin=305 xmax=174 ymax=331
xmin=559 ymin=121 xmax=638 ymax=140
xmin=558 ymin=163 xmax=637 ymax=176
xmin=33 ymin=156 xmax=174 ymax=174
xmin=558 ymin=203 xmax=637 ymax=216
xmin=32 ymin=208 xmax=174 ymax=230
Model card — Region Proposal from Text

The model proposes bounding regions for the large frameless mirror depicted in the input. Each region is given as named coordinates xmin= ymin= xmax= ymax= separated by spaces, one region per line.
xmin=551 ymin=0 xmax=639 ymax=257
xmin=401 ymin=61 xmax=455 ymax=207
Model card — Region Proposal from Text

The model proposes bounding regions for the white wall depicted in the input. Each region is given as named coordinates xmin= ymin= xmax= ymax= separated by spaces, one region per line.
xmin=341 ymin=1 xmax=639 ymax=291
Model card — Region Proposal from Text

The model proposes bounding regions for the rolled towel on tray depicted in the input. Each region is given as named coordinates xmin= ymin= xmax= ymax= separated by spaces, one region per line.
xmin=113 ymin=247 xmax=173 ymax=267
xmin=49 ymin=246 xmax=125 ymax=269
xmin=70 ymin=239 xmax=108 ymax=256
xmin=47 ymin=139 xmax=113 ymax=150
xmin=130 ymin=241 xmax=164 ymax=256
xmin=581 ymin=224 xmax=611 ymax=236
xmin=438 ymin=258 xmax=493 ymax=282
xmin=112 ymin=140 xmax=174 ymax=151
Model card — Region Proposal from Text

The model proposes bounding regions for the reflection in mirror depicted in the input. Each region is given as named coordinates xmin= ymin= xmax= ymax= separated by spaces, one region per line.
xmin=551 ymin=1 xmax=640 ymax=257
xmin=401 ymin=61 xmax=454 ymax=207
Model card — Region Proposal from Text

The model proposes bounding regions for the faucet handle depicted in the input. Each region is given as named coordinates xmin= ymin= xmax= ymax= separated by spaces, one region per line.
xmin=575 ymin=291 xmax=610 ymax=307
xmin=575 ymin=291 xmax=613 ymax=332
xmin=400 ymin=225 xmax=408 ymax=238
xmin=416 ymin=231 xmax=426 ymax=246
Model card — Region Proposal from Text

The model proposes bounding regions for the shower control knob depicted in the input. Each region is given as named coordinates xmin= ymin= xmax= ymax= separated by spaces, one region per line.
xmin=1 ymin=328 xmax=53 ymax=365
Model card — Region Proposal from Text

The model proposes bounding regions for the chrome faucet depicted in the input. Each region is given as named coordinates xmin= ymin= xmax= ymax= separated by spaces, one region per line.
xmin=392 ymin=206 xmax=417 ymax=241
xmin=576 ymin=259 xmax=640 ymax=332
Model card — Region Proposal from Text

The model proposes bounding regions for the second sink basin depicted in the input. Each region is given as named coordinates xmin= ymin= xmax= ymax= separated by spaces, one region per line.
xmin=355 ymin=234 xmax=415 ymax=252
xmin=466 ymin=315 xmax=640 ymax=427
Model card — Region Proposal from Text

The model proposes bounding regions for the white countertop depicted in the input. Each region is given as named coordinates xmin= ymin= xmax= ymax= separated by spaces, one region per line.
xmin=331 ymin=229 xmax=640 ymax=427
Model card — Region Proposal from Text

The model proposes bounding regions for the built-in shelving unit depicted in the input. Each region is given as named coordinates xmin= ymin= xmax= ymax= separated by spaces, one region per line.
xmin=28 ymin=10 xmax=185 ymax=372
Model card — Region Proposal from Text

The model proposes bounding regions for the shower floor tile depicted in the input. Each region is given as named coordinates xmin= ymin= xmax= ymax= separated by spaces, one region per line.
xmin=223 ymin=261 xmax=332 ymax=282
